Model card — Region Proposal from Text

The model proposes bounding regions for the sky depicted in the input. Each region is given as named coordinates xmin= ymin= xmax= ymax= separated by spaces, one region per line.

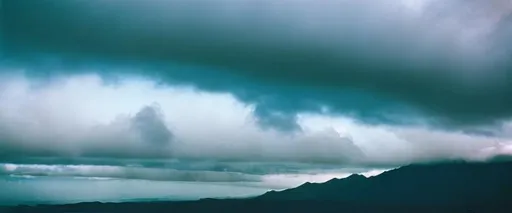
xmin=0 ymin=0 xmax=512 ymax=204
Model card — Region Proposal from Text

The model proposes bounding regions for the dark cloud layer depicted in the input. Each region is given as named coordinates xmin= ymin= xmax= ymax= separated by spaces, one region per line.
xmin=1 ymin=0 xmax=512 ymax=129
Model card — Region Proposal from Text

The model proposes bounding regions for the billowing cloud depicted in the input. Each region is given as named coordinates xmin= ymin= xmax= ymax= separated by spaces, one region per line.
xmin=0 ymin=98 xmax=175 ymax=159
xmin=2 ymin=0 xmax=512 ymax=128
xmin=0 ymin=73 xmax=510 ymax=168
xmin=0 ymin=74 xmax=366 ymax=165
xmin=133 ymin=105 xmax=174 ymax=146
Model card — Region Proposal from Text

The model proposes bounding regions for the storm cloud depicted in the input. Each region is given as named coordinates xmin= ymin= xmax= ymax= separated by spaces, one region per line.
xmin=2 ymin=0 xmax=512 ymax=128
xmin=0 ymin=74 xmax=510 ymax=168
xmin=0 ymin=74 xmax=367 ymax=165
xmin=1 ymin=1 xmax=512 ymax=202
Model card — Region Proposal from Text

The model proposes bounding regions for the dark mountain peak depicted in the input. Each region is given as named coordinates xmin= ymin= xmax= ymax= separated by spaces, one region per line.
xmin=296 ymin=181 xmax=316 ymax=189
xmin=324 ymin=177 xmax=339 ymax=182
xmin=323 ymin=174 xmax=365 ymax=185
xmin=346 ymin=173 xmax=366 ymax=179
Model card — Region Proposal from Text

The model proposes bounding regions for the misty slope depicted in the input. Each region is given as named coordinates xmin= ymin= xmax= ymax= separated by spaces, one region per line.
xmin=257 ymin=160 xmax=512 ymax=205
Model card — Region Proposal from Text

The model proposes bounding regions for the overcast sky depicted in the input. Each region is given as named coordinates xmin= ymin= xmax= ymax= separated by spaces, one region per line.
xmin=0 ymin=0 xmax=511 ymax=204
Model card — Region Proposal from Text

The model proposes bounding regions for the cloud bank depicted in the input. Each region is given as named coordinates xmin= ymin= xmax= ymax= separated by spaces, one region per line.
xmin=2 ymin=0 xmax=512 ymax=128
xmin=0 ymin=164 xmax=259 ymax=182
xmin=0 ymin=74 xmax=510 ymax=169
xmin=0 ymin=74 xmax=367 ymax=165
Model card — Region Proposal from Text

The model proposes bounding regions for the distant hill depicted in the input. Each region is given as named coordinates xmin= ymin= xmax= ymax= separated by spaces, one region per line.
xmin=2 ymin=160 xmax=512 ymax=213
xmin=257 ymin=160 xmax=512 ymax=206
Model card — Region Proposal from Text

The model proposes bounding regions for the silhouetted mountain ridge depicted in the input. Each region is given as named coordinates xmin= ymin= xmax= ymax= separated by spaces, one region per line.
xmin=1 ymin=160 xmax=511 ymax=212
xmin=257 ymin=160 xmax=512 ymax=206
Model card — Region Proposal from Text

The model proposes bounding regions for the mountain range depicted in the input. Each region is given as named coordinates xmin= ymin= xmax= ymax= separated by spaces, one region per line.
xmin=1 ymin=160 xmax=511 ymax=213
